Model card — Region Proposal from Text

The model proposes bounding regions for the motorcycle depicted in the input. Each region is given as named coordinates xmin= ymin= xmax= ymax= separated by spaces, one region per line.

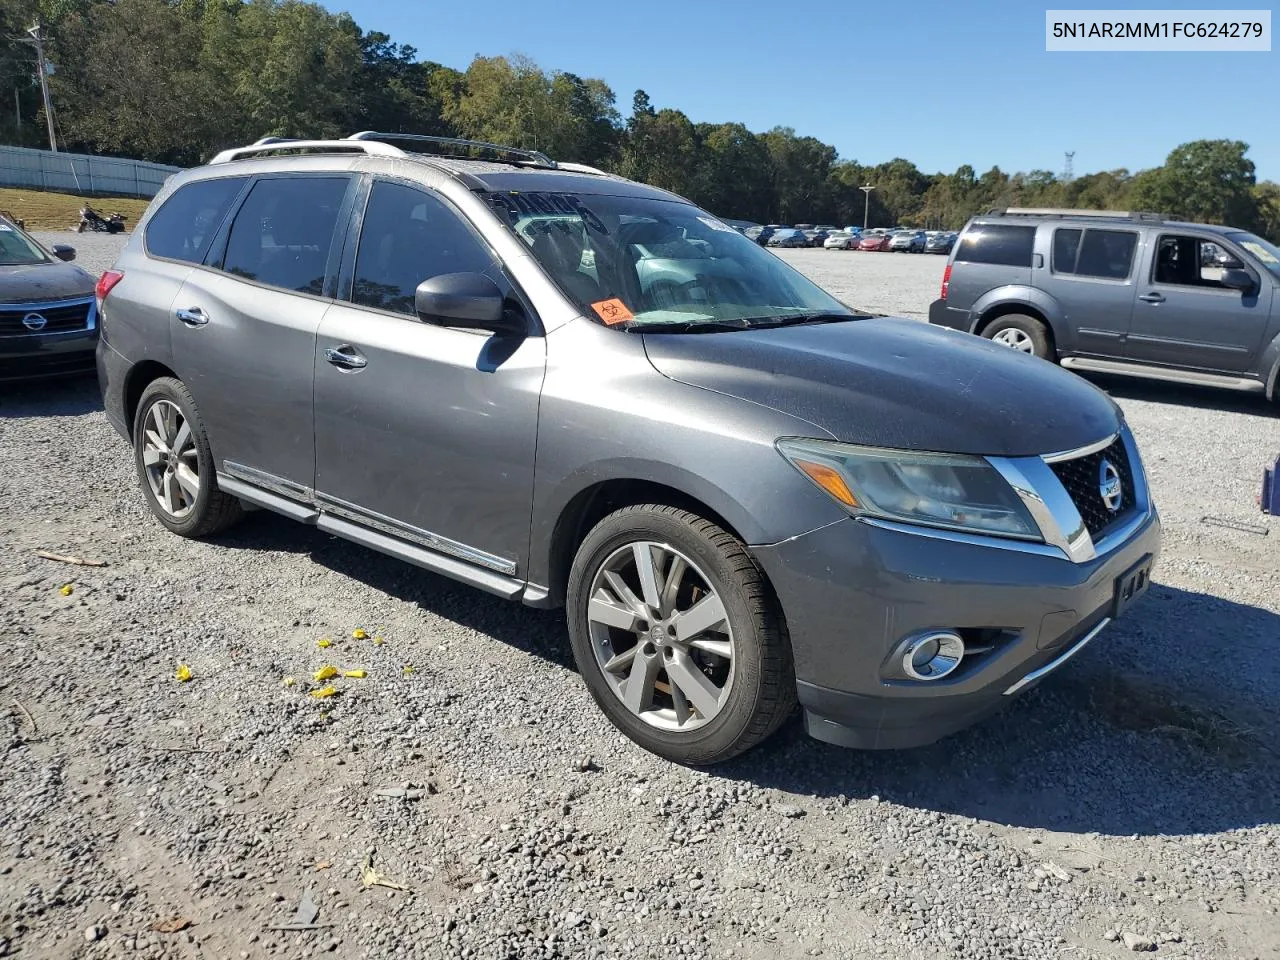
xmin=77 ymin=205 xmax=127 ymax=234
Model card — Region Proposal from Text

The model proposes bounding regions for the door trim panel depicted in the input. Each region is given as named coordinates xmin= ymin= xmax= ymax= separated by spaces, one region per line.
xmin=315 ymin=492 xmax=518 ymax=575
xmin=224 ymin=460 xmax=314 ymax=502
xmin=222 ymin=462 xmax=519 ymax=576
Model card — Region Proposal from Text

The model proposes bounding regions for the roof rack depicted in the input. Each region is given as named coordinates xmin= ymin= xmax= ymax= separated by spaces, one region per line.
xmin=209 ymin=138 xmax=404 ymax=164
xmin=986 ymin=207 xmax=1167 ymax=222
xmin=347 ymin=131 xmax=557 ymax=169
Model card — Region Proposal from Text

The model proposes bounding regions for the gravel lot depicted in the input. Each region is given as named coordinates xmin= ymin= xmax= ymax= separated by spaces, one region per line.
xmin=2 ymin=234 xmax=1277 ymax=960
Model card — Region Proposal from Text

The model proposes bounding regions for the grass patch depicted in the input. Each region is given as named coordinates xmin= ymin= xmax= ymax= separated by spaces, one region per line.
xmin=1084 ymin=673 xmax=1262 ymax=760
xmin=0 ymin=186 xmax=149 ymax=232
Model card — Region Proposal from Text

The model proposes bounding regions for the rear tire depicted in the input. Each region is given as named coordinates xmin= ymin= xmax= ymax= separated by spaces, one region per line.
xmin=566 ymin=505 xmax=796 ymax=765
xmin=981 ymin=314 xmax=1055 ymax=361
xmin=133 ymin=377 xmax=243 ymax=538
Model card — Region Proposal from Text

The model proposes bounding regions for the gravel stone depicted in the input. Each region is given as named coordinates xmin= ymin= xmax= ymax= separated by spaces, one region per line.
xmin=0 ymin=236 xmax=1275 ymax=960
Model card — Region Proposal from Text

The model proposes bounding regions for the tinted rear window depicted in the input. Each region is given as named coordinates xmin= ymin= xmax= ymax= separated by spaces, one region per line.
xmin=955 ymin=224 xmax=1035 ymax=267
xmin=220 ymin=177 xmax=349 ymax=295
xmin=145 ymin=177 xmax=246 ymax=264
xmin=1053 ymin=227 xmax=1138 ymax=280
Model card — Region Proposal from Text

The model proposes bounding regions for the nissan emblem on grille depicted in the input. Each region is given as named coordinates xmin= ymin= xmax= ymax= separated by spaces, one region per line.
xmin=21 ymin=312 xmax=47 ymax=331
xmin=1098 ymin=458 xmax=1123 ymax=513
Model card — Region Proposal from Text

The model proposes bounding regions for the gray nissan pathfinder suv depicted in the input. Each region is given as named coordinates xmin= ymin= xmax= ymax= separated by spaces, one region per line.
xmin=929 ymin=207 xmax=1280 ymax=402
xmin=96 ymin=134 xmax=1160 ymax=764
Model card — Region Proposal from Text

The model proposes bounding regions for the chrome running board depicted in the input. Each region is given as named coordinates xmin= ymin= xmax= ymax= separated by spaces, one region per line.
xmin=1061 ymin=357 xmax=1265 ymax=392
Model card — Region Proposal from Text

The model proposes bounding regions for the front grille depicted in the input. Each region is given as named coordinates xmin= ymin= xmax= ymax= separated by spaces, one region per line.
xmin=0 ymin=300 xmax=94 ymax=337
xmin=1048 ymin=436 xmax=1135 ymax=538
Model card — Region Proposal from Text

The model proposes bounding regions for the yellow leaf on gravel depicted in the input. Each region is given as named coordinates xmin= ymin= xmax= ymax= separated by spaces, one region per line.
xmin=175 ymin=664 xmax=192 ymax=682
xmin=317 ymin=638 xmax=332 ymax=649
xmin=402 ymin=665 xmax=415 ymax=676
xmin=282 ymin=676 xmax=297 ymax=688
xmin=343 ymin=669 xmax=367 ymax=679
xmin=310 ymin=685 xmax=338 ymax=699
xmin=372 ymin=635 xmax=385 ymax=646
xmin=59 ymin=583 xmax=73 ymax=596
xmin=313 ymin=665 xmax=339 ymax=682
xmin=352 ymin=628 xmax=368 ymax=640
xmin=360 ymin=853 xmax=409 ymax=891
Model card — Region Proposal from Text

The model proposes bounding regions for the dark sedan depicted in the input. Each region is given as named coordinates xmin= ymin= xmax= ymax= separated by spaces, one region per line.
xmin=925 ymin=231 xmax=956 ymax=254
xmin=0 ymin=216 xmax=97 ymax=381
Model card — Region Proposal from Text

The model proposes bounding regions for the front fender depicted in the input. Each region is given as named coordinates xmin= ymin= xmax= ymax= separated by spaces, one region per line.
xmin=525 ymin=319 xmax=847 ymax=591
xmin=1261 ymin=330 xmax=1280 ymax=400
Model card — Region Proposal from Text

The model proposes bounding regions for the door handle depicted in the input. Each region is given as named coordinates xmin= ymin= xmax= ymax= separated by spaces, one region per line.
xmin=1138 ymin=293 xmax=1165 ymax=304
xmin=174 ymin=306 xmax=209 ymax=326
xmin=324 ymin=345 xmax=368 ymax=370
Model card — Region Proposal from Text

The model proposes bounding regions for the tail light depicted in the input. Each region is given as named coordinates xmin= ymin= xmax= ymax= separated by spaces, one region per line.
xmin=939 ymin=264 xmax=951 ymax=301
xmin=96 ymin=270 xmax=124 ymax=303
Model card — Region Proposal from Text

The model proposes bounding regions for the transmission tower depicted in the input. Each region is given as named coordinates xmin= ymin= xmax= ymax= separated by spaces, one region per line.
xmin=1063 ymin=151 xmax=1075 ymax=182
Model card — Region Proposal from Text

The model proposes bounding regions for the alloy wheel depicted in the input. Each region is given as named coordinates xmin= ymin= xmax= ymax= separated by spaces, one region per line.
xmin=141 ymin=399 xmax=200 ymax=518
xmin=992 ymin=327 xmax=1035 ymax=353
xmin=586 ymin=541 xmax=735 ymax=732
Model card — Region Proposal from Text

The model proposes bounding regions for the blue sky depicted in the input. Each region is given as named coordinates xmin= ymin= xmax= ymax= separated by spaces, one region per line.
xmin=323 ymin=0 xmax=1278 ymax=180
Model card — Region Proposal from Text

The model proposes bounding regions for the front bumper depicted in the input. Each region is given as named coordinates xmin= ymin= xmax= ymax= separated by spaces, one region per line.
xmin=0 ymin=328 xmax=98 ymax=381
xmin=752 ymin=506 xmax=1160 ymax=749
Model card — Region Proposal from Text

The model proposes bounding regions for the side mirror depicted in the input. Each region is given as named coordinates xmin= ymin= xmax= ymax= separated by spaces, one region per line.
xmin=52 ymin=244 xmax=76 ymax=262
xmin=1219 ymin=268 xmax=1254 ymax=292
xmin=414 ymin=272 xmax=523 ymax=336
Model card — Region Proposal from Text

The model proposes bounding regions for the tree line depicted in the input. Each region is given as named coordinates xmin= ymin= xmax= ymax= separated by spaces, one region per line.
xmin=2 ymin=0 xmax=1278 ymax=240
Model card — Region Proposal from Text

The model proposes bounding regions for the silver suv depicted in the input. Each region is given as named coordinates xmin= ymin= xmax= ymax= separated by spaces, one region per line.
xmin=930 ymin=207 xmax=1280 ymax=401
xmin=97 ymin=134 xmax=1160 ymax=764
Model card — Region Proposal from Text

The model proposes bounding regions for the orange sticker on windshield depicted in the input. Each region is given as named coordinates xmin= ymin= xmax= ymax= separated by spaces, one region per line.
xmin=591 ymin=298 xmax=634 ymax=326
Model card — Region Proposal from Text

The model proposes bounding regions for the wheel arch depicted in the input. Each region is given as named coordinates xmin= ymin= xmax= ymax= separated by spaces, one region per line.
xmin=538 ymin=469 xmax=805 ymax=613
xmin=124 ymin=359 xmax=180 ymax=432
xmin=969 ymin=286 xmax=1068 ymax=350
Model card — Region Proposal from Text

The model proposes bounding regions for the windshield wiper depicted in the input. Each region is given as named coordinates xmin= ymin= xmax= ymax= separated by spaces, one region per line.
xmin=743 ymin=312 xmax=867 ymax=329
xmin=625 ymin=318 xmax=755 ymax=334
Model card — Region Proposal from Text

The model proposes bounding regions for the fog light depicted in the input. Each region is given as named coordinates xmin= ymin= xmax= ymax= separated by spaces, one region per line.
xmin=901 ymin=631 xmax=965 ymax=680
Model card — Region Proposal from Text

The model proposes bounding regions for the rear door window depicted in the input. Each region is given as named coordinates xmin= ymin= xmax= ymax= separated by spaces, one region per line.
xmin=1073 ymin=229 xmax=1137 ymax=280
xmin=145 ymin=177 xmax=247 ymax=264
xmin=1051 ymin=228 xmax=1081 ymax=273
xmin=219 ymin=177 xmax=350 ymax=295
xmin=1051 ymin=228 xmax=1138 ymax=280
xmin=954 ymin=224 xmax=1035 ymax=267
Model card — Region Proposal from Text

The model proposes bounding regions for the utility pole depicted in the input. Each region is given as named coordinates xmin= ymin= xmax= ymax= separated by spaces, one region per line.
xmin=860 ymin=185 xmax=874 ymax=229
xmin=25 ymin=21 xmax=57 ymax=152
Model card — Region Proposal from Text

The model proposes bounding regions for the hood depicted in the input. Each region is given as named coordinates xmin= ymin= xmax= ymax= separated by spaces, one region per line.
xmin=0 ymin=260 xmax=96 ymax=303
xmin=642 ymin=317 xmax=1120 ymax=457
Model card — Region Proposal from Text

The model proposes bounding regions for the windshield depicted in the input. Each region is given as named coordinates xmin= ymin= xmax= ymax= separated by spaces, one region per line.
xmin=0 ymin=221 xmax=49 ymax=266
xmin=1225 ymin=231 xmax=1280 ymax=280
xmin=484 ymin=191 xmax=860 ymax=330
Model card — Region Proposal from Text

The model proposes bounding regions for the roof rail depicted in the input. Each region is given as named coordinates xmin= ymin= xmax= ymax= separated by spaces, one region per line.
xmin=209 ymin=138 xmax=405 ymax=164
xmin=347 ymin=131 xmax=556 ymax=169
xmin=986 ymin=207 xmax=1167 ymax=222
xmin=555 ymin=161 xmax=617 ymax=178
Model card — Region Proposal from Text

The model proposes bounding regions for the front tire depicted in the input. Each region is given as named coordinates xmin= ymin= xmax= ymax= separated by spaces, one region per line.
xmin=981 ymin=314 xmax=1055 ymax=361
xmin=133 ymin=377 xmax=243 ymax=538
xmin=566 ymin=505 xmax=796 ymax=765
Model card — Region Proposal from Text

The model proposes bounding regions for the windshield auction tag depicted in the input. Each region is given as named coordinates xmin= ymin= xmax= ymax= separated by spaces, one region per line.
xmin=591 ymin=298 xmax=634 ymax=326
xmin=696 ymin=216 xmax=736 ymax=234
xmin=1241 ymin=241 xmax=1278 ymax=264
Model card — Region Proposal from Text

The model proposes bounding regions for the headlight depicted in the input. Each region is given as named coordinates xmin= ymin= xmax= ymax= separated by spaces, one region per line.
xmin=777 ymin=438 xmax=1041 ymax=540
